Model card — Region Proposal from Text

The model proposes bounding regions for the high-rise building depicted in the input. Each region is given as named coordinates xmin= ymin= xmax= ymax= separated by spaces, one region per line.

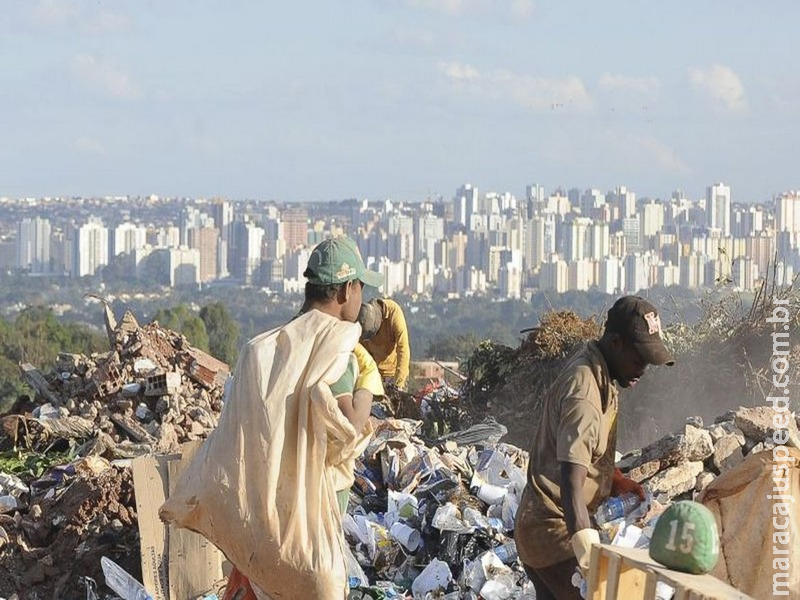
xmin=71 ymin=218 xmax=109 ymax=277
xmin=706 ymin=183 xmax=731 ymax=236
xmin=622 ymin=217 xmax=641 ymax=253
xmin=454 ymin=184 xmax=478 ymax=227
xmin=564 ymin=218 xmax=590 ymax=261
xmin=608 ymin=186 xmax=636 ymax=219
xmin=587 ymin=222 xmax=610 ymax=260
xmin=539 ymin=257 xmax=569 ymax=293
xmin=17 ymin=217 xmax=51 ymax=274
xmin=775 ymin=191 xmax=800 ymax=233
xmin=187 ymin=226 xmax=220 ymax=282
xmin=112 ymin=222 xmax=147 ymax=256
xmin=281 ymin=207 xmax=309 ymax=251
xmin=639 ymin=201 xmax=665 ymax=241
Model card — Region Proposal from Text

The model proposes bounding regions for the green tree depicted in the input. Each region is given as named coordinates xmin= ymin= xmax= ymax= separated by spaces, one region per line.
xmin=153 ymin=304 xmax=210 ymax=351
xmin=425 ymin=332 xmax=482 ymax=362
xmin=199 ymin=302 xmax=240 ymax=365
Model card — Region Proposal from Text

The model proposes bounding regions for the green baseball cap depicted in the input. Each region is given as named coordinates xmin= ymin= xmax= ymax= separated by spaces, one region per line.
xmin=304 ymin=236 xmax=383 ymax=288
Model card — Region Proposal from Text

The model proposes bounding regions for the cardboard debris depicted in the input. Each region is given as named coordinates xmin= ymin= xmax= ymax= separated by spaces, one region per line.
xmin=131 ymin=442 xmax=225 ymax=600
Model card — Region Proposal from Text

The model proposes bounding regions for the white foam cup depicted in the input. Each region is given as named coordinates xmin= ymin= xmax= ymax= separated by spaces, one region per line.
xmin=390 ymin=521 xmax=421 ymax=551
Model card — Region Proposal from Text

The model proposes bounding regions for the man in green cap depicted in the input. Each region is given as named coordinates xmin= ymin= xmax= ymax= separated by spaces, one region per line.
xmin=162 ymin=235 xmax=385 ymax=600
xmin=515 ymin=295 xmax=674 ymax=599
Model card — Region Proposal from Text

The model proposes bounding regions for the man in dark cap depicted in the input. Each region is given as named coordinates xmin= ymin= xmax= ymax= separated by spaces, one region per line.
xmin=515 ymin=296 xmax=674 ymax=599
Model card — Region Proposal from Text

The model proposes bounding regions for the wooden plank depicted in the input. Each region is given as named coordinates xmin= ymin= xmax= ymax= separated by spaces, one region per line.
xmin=618 ymin=558 xmax=648 ymax=598
xmin=166 ymin=441 xmax=224 ymax=600
xmin=606 ymin=553 xmax=621 ymax=599
xmin=643 ymin=572 xmax=658 ymax=599
xmin=592 ymin=550 xmax=611 ymax=600
xmin=589 ymin=545 xmax=754 ymax=600
xmin=588 ymin=545 xmax=604 ymax=599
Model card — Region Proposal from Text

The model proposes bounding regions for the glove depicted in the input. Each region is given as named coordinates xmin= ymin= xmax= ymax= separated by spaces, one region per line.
xmin=612 ymin=467 xmax=645 ymax=500
xmin=570 ymin=528 xmax=600 ymax=575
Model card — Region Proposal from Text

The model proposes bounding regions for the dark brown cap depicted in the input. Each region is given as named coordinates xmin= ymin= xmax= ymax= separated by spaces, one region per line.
xmin=605 ymin=296 xmax=675 ymax=366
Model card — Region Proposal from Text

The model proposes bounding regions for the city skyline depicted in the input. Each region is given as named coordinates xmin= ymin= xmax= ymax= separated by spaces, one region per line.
xmin=1 ymin=1 xmax=799 ymax=203
xmin=6 ymin=184 xmax=800 ymax=300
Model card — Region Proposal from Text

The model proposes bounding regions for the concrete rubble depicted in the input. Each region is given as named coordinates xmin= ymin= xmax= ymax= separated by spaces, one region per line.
xmin=8 ymin=307 xmax=230 ymax=462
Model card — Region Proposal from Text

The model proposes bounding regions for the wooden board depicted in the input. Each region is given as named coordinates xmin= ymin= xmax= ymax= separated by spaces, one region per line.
xmin=588 ymin=544 xmax=754 ymax=600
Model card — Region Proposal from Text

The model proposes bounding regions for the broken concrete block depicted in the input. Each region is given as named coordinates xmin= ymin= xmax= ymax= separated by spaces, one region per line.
xmin=620 ymin=425 xmax=713 ymax=482
xmin=733 ymin=405 xmax=800 ymax=448
xmin=695 ymin=470 xmax=715 ymax=492
xmin=705 ymin=421 xmax=745 ymax=445
xmin=685 ymin=415 xmax=703 ymax=428
xmin=711 ymin=435 xmax=744 ymax=473
xmin=644 ymin=461 xmax=703 ymax=499
xmin=144 ymin=371 xmax=181 ymax=397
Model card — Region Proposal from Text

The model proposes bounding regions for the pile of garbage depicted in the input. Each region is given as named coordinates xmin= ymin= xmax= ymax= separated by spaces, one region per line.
xmin=1 ymin=288 xmax=798 ymax=598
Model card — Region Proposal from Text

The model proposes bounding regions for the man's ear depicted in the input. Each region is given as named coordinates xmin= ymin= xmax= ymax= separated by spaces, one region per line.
xmin=340 ymin=280 xmax=354 ymax=303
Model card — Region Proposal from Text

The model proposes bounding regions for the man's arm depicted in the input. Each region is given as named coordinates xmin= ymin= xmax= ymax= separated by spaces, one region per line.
xmin=337 ymin=389 xmax=373 ymax=434
xmin=389 ymin=302 xmax=410 ymax=389
xmin=562 ymin=460 xmax=600 ymax=575
xmin=561 ymin=462 xmax=591 ymax=536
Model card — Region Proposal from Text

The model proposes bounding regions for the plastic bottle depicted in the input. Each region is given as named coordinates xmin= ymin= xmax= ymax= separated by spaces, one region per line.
xmin=101 ymin=556 xmax=153 ymax=600
xmin=493 ymin=541 xmax=518 ymax=564
xmin=0 ymin=495 xmax=18 ymax=513
xmin=595 ymin=493 xmax=641 ymax=527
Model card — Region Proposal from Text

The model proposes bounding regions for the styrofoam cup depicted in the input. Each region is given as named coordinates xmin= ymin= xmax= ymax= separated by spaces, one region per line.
xmin=390 ymin=521 xmax=421 ymax=551
xmin=475 ymin=482 xmax=507 ymax=505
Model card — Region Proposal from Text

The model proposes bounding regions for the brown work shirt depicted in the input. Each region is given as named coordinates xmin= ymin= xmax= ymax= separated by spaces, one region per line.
xmin=515 ymin=341 xmax=618 ymax=569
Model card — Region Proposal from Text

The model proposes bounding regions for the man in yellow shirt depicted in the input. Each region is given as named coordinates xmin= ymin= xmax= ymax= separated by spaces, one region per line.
xmin=359 ymin=297 xmax=411 ymax=390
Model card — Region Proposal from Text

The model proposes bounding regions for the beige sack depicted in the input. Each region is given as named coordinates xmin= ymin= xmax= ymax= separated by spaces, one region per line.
xmin=697 ymin=446 xmax=800 ymax=598
xmin=160 ymin=310 xmax=364 ymax=600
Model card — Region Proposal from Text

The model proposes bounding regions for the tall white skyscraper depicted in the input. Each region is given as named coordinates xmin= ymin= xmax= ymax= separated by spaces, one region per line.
xmin=17 ymin=217 xmax=51 ymax=274
xmin=73 ymin=218 xmax=109 ymax=277
xmin=706 ymin=182 xmax=731 ymax=236
xmin=113 ymin=222 xmax=148 ymax=256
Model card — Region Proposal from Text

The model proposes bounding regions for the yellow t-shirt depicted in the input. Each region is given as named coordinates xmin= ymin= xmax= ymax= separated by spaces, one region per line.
xmin=361 ymin=298 xmax=410 ymax=389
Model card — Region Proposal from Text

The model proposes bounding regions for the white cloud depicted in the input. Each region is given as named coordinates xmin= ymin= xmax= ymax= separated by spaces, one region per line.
xmin=688 ymin=64 xmax=747 ymax=112
xmin=74 ymin=136 xmax=106 ymax=156
xmin=439 ymin=62 xmax=592 ymax=111
xmin=395 ymin=0 xmax=534 ymax=17
xmin=631 ymin=135 xmax=690 ymax=174
xmin=439 ymin=61 xmax=480 ymax=81
xmin=598 ymin=73 xmax=661 ymax=95
xmin=404 ymin=0 xmax=464 ymax=15
xmin=70 ymin=54 xmax=142 ymax=100
xmin=509 ymin=0 xmax=534 ymax=18
xmin=29 ymin=0 xmax=130 ymax=34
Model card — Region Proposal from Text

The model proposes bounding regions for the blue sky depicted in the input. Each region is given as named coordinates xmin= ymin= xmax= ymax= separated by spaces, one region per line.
xmin=1 ymin=1 xmax=798 ymax=204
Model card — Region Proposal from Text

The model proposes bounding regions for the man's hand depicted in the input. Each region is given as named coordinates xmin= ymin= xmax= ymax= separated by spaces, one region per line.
xmin=611 ymin=467 xmax=645 ymax=500
xmin=570 ymin=528 xmax=600 ymax=575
